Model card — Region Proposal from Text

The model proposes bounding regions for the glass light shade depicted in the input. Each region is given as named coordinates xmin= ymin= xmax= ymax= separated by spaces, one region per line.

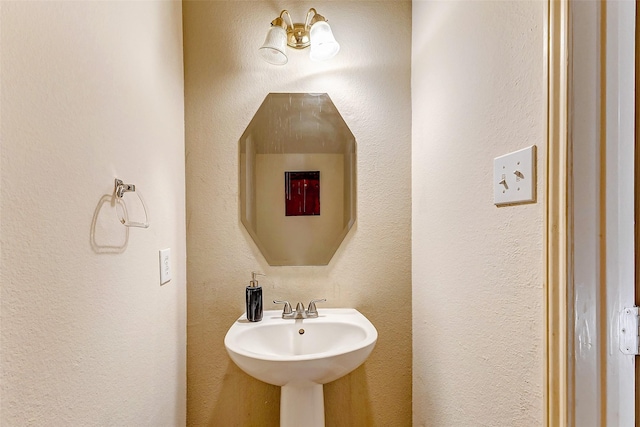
xmin=309 ymin=21 xmax=340 ymax=61
xmin=259 ymin=26 xmax=288 ymax=65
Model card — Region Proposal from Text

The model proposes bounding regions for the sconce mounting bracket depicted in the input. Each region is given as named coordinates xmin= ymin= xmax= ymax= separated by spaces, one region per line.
xmin=287 ymin=24 xmax=310 ymax=49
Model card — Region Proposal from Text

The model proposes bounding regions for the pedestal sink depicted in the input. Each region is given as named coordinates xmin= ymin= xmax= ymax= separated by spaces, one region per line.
xmin=224 ymin=308 xmax=377 ymax=427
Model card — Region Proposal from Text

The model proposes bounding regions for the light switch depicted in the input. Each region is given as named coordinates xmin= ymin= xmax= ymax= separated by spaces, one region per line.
xmin=159 ymin=248 xmax=171 ymax=285
xmin=494 ymin=145 xmax=536 ymax=206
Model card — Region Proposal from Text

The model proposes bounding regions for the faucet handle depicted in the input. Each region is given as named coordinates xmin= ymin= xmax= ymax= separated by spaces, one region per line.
xmin=273 ymin=300 xmax=292 ymax=315
xmin=307 ymin=299 xmax=326 ymax=315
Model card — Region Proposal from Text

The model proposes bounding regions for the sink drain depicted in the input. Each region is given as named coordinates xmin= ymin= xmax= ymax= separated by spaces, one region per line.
xmin=298 ymin=329 xmax=305 ymax=335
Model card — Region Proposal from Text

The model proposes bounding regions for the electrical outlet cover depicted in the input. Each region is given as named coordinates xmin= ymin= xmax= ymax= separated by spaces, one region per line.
xmin=493 ymin=145 xmax=536 ymax=206
xmin=160 ymin=248 xmax=171 ymax=285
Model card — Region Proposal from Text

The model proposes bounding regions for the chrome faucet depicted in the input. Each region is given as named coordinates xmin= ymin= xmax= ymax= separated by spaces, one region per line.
xmin=273 ymin=299 xmax=326 ymax=319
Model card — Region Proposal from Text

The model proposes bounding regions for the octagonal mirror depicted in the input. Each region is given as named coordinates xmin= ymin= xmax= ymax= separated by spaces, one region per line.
xmin=239 ymin=93 xmax=356 ymax=266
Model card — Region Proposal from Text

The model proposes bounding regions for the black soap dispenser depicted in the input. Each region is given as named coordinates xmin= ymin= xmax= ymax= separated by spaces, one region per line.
xmin=246 ymin=272 xmax=264 ymax=322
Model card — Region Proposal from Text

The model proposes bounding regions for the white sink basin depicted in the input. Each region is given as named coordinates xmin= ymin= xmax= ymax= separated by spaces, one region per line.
xmin=224 ymin=308 xmax=377 ymax=426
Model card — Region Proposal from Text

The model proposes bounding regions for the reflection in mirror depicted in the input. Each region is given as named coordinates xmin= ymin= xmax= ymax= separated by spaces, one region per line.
xmin=285 ymin=171 xmax=320 ymax=216
xmin=239 ymin=93 xmax=356 ymax=266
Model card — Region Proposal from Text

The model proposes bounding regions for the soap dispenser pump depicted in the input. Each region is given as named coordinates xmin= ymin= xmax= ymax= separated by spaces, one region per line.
xmin=246 ymin=272 xmax=264 ymax=322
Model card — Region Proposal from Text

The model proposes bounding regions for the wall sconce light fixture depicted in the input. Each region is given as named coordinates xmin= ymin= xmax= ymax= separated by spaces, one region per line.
xmin=259 ymin=8 xmax=340 ymax=65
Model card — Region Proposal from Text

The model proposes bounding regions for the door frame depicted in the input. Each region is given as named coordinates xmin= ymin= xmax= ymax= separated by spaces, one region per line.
xmin=546 ymin=0 xmax=637 ymax=425
xmin=544 ymin=0 xmax=570 ymax=424
xmin=635 ymin=2 xmax=640 ymax=421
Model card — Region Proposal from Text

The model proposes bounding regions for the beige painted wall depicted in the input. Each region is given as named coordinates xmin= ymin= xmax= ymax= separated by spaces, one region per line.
xmin=412 ymin=1 xmax=545 ymax=425
xmin=1 ymin=1 xmax=187 ymax=425
xmin=184 ymin=1 xmax=411 ymax=425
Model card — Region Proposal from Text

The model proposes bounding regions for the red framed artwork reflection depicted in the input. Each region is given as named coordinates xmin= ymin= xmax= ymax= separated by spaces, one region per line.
xmin=285 ymin=171 xmax=320 ymax=216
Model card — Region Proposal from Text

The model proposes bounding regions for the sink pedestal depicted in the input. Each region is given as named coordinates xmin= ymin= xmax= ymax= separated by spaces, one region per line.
xmin=225 ymin=309 xmax=378 ymax=427
xmin=281 ymin=383 xmax=324 ymax=427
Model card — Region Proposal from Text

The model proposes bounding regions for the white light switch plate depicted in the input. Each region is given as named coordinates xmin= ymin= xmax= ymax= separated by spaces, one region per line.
xmin=159 ymin=248 xmax=171 ymax=285
xmin=494 ymin=145 xmax=536 ymax=206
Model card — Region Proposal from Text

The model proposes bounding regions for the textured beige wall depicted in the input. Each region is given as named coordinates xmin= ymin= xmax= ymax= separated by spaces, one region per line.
xmin=1 ymin=1 xmax=186 ymax=424
xmin=412 ymin=1 xmax=545 ymax=425
xmin=184 ymin=1 xmax=411 ymax=425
